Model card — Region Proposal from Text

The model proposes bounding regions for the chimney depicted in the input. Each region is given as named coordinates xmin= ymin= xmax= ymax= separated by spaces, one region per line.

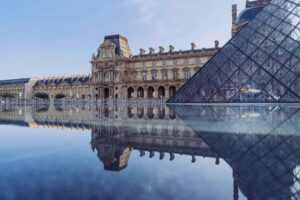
xmin=232 ymin=4 xmax=237 ymax=25
xmin=159 ymin=46 xmax=164 ymax=53
xmin=149 ymin=47 xmax=155 ymax=54
xmin=140 ymin=48 xmax=145 ymax=55
xmin=214 ymin=40 xmax=219 ymax=49
xmin=169 ymin=45 xmax=175 ymax=53
xmin=191 ymin=43 xmax=196 ymax=51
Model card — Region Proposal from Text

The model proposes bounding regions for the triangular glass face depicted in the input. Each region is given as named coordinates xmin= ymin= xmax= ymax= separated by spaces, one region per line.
xmin=168 ymin=0 xmax=300 ymax=103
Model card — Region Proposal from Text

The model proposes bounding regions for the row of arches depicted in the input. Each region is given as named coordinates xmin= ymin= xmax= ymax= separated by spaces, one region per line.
xmin=128 ymin=86 xmax=176 ymax=99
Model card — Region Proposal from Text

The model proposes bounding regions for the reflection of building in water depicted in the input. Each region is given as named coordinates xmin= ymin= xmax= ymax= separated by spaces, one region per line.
xmin=172 ymin=105 xmax=300 ymax=200
xmin=91 ymin=123 xmax=215 ymax=171
xmin=1 ymin=104 xmax=300 ymax=199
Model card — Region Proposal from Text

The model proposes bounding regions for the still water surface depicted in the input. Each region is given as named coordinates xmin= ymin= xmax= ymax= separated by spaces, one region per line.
xmin=0 ymin=104 xmax=299 ymax=200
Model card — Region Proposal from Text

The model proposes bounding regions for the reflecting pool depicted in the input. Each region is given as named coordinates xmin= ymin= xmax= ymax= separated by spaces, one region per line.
xmin=0 ymin=104 xmax=299 ymax=200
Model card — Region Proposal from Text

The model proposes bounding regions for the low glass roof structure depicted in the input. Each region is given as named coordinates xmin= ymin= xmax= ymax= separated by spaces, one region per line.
xmin=168 ymin=0 xmax=300 ymax=103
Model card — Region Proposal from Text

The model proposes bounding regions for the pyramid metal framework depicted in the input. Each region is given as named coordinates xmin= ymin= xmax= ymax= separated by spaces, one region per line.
xmin=168 ymin=0 xmax=300 ymax=103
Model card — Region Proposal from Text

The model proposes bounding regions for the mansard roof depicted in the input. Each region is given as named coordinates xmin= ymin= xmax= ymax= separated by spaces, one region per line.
xmin=0 ymin=78 xmax=30 ymax=85
xmin=169 ymin=0 xmax=300 ymax=103
xmin=35 ymin=75 xmax=91 ymax=87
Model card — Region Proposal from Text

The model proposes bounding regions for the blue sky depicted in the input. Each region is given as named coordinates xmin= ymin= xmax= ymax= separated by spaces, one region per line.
xmin=0 ymin=0 xmax=245 ymax=80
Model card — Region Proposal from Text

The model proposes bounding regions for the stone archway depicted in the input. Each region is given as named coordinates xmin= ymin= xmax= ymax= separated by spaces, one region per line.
xmin=137 ymin=87 xmax=144 ymax=98
xmin=158 ymin=86 xmax=165 ymax=98
xmin=169 ymin=86 xmax=176 ymax=98
xmin=128 ymin=87 xmax=134 ymax=99
xmin=147 ymin=87 xmax=155 ymax=99
xmin=104 ymin=88 xmax=110 ymax=99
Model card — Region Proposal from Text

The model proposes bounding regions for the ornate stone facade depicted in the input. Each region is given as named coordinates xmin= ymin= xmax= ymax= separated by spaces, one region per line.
xmin=91 ymin=34 xmax=218 ymax=101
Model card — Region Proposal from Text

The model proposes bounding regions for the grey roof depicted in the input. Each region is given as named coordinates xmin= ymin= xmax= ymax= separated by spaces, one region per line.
xmin=104 ymin=34 xmax=128 ymax=56
xmin=236 ymin=5 xmax=264 ymax=26
xmin=0 ymin=78 xmax=30 ymax=85
xmin=35 ymin=75 xmax=91 ymax=87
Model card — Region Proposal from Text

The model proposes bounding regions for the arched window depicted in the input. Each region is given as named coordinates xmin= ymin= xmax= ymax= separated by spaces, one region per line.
xmin=147 ymin=87 xmax=155 ymax=99
xmin=137 ymin=87 xmax=144 ymax=98
xmin=158 ymin=86 xmax=165 ymax=98
xmin=128 ymin=87 xmax=134 ymax=99
xmin=169 ymin=86 xmax=176 ymax=97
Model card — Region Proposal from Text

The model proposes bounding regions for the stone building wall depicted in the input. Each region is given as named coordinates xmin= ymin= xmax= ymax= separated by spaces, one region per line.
xmin=91 ymin=34 xmax=219 ymax=101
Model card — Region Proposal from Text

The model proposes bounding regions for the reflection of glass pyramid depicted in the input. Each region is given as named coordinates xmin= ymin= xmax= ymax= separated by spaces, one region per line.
xmin=168 ymin=0 xmax=300 ymax=103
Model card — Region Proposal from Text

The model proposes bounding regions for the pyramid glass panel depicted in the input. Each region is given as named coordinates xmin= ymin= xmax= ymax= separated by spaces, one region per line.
xmin=168 ymin=0 xmax=300 ymax=103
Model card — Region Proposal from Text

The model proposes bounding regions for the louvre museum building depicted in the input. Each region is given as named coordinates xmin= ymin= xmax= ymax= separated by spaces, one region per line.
xmin=0 ymin=0 xmax=299 ymax=103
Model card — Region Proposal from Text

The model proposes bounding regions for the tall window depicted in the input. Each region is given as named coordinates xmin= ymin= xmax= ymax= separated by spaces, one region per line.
xmin=152 ymin=61 xmax=156 ymax=67
xmin=162 ymin=60 xmax=167 ymax=65
xmin=151 ymin=70 xmax=157 ymax=80
xmin=196 ymin=58 xmax=201 ymax=64
xmin=173 ymin=69 xmax=179 ymax=80
xmin=162 ymin=70 xmax=168 ymax=80
xmin=142 ymin=71 xmax=147 ymax=80
xmin=184 ymin=58 xmax=189 ymax=65
xmin=143 ymin=62 xmax=147 ymax=67
xmin=173 ymin=60 xmax=177 ymax=65
xmin=131 ymin=72 xmax=137 ymax=81
xmin=104 ymin=72 xmax=110 ymax=82
xmin=183 ymin=68 xmax=191 ymax=79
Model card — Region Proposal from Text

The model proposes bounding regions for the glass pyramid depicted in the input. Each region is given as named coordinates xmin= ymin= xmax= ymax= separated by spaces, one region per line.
xmin=168 ymin=0 xmax=300 ymax=103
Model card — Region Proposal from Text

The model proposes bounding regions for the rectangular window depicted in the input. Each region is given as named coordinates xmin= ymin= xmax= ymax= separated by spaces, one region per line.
xmin=162 ymin=70 xmax=168 ymax=80
xmin=163 ymin=60 xmax=167 ymax=65
xmin=173 ymin=70 xmax=179 ymax=80
xmin=132 ymin=72 xmax=137 ymax=81
xmin=152 ymin=61 xmax=156 ymax=67
xmin=173 ymin=60 xmax=177 ymax=65
xmin=143 ymin=62 xmax=147 ymax=67
xmin=152 ymin=71 xmax=157 ymax=80
xmin=196 ymin=58 xmax=201 ymax=64
xmin=184 ymin=58 xmax=189 ymax=65
xmin=183 ymin=68 xmax=191 ymax=79
xmin=142 ymin=72 xmax=147 ymax=80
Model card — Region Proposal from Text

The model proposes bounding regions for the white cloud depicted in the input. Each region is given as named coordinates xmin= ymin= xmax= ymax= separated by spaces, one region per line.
xmin=126 ymin=0 xmax=156 ymax=23
xmin=125 ymin=0 xmax=178 ymax=39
